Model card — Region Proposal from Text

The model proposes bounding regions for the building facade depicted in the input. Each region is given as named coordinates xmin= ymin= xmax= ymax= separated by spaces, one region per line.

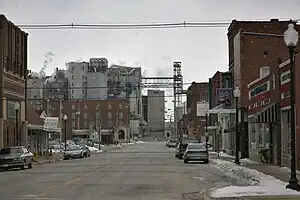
xmin=86 ymin=58 xmax=108 ymax=100
xmin=67 ymin=61 xmax=89 ymax=100
xmin=0 ymin=15 xmax=28 ymax=148
xmin=186 ymin=82 xmax=209 ymax=139
xmin=228 ymin=19 xmax=300 ymax=163
xmin=147 ymin=90 xmax=165 ymax=138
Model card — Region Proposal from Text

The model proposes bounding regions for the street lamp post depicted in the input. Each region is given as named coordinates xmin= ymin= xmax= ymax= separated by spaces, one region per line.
xmin=14 ymin=102 xmax=20 ymax=146
xmin=63 ymin=114 xmax=68 ymax=156
xmin=233 ymin=86 xmax=241 ymax=165
xmin=284 ymin=23 xmax=300 ymax=191
xmin=205 ymin=107 xmax=209 ymax=149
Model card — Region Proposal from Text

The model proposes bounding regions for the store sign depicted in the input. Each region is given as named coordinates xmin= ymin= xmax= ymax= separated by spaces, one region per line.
xmin=196 ymin=101 xmax=209 ymax=117
xmin=43 ymin=117 xmax=59 ymax=132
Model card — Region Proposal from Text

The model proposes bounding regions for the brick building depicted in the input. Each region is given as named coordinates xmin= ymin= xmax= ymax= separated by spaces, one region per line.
xmin=186 ymin=82 xmax=209 ymax=139
xmin=228 ymin=19 xmax=300 ymax=166
xmin=228 ymin=19 xmax=300 ymax=109
xmin=30 ymin=99 xmax=131 ymax=143
xmin=247 ymin=53 xmax=300 ymax=168
xmin=0 ymin=15 xmax=28 ymax=148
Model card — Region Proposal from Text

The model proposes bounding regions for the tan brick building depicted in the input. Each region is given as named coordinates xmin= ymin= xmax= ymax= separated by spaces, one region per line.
xmin=0 ymin=15 xmax=28 ymax=148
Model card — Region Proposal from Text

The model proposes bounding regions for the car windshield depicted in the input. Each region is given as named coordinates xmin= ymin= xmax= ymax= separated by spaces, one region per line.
xmin=0 ymin=147 xmax=23 ymax=154
xmin=188 ymin=144 xmax=206 ymax=150
xmin=67 ymin=145 xmax=81 ymax=151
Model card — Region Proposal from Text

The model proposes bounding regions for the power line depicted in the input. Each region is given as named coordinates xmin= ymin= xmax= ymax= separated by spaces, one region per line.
xmin=17 ymin=21 xmax=229 ymax=30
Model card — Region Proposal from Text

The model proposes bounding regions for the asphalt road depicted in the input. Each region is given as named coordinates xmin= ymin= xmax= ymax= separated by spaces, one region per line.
xmin=0 ymin=142 xmax=248 ymax=200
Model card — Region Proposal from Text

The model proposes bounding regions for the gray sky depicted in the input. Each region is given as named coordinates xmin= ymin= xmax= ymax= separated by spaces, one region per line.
xmin=1 ymin=0 xmax=300 ymax=110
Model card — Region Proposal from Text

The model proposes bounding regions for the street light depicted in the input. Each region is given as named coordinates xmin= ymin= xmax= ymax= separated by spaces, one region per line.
xmin=284 ymin=23 xmax=300 ymax=191
xmin=205 ymin=106 xmax=209 ymax=149
xmin=63 ymin=114 xmax=68 ymax=155
xmin=233 ymin=86 xmax=241 ymax=165
xmin=14 ymin=102 xmax=20 ymax=146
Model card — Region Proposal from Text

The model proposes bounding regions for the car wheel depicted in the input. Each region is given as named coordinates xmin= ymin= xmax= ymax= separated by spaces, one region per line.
xmin=175 ymin=154 xmax=178 ymax=158
xmin=178 ymin=155 xmax=183 ymax=160
xmin=28 ymin=162 xmax=33 ymax=169
xmin=184 ymin=160 xmax=188 ymax=164
xmin=203 ymin=159 xmax=209 ymax=164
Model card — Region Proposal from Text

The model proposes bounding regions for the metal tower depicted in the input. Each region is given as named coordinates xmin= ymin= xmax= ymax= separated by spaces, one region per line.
xmin=173 ymin=61 xmax=183 ymax=138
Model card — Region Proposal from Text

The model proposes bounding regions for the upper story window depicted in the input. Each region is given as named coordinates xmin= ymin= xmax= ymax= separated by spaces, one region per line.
xmin=249 ymin=81 xmax=270 ymax=99
xmin=200 ymin=91 xmax=208 ymax=101
xmin=108 ymin=104 xmax=112 ymax=109
xmin=281 ymin=70 xmax=290 ymax=85
xmin=260 ymin=66 xmax=270 ymax=77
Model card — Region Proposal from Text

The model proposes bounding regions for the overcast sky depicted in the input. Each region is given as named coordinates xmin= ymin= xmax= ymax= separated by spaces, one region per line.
xmin=1 ymin=0 xmax=300 ymax=110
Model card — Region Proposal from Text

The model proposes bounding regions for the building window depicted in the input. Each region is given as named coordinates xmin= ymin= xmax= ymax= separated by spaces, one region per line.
xmin=263 ymin=98 xmax=271 ymax=105
xmin=249 ymin=81 xmax=270 ymax=99
xmin=200 ymin=91 xmax=208 ymax=101
xmin=84 ymin=112 xmax=88 ymax=119
xmin=281 ymin=70 xmax=290 ymax=85
xmin=119 ymin=112 xmax=123 ymax=119
xmin=108 ymin=112 xmax=112 ymax=119
xmin=108 ymin=120 xmax=112 ymax=128
xmin=256 ymin=101 xmax=263 ymax=107
xmin=72 ymin=104 xmax=75 ymax=110
xmin=84 ymin=120 xmax=88 ymax=128
xmin=119 ymin=103 xmax=123 ymax=109
xmin=108 ymin=104 xmax=112 ymax=109
xmin=72 ymin=113 xmax=76 ymax=120
xmin=260 ymin=66 xmax=270 ymax=77
xmin=82 ymin=75 xmax=85 ymax=79
xmin=72 ymin=121 xmax=76 ymax=128
xmin=249 ymin=104 xmax=256 ymax=109
xmin=281 ymin=91 xmax=290 ymax=99
xmin=72 ymin=75 xmax=74 ymax=80
xmin=84 ymin=104 xmax=88 ymax=109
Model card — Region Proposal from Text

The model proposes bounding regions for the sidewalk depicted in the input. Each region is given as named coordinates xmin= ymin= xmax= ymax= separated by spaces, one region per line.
xmin=210 ymin=152 xmax=298 ymax=183
xmin=33 ymin=153 xmax=62 ymax=165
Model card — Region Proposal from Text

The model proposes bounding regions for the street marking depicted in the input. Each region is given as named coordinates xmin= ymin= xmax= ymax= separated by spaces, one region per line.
xmin=36 ymin=152 xmax=137 ymax=197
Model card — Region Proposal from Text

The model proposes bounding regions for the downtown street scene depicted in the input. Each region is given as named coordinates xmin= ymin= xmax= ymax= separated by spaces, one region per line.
xmin=1 ymin=1 xmax=300 ymax=200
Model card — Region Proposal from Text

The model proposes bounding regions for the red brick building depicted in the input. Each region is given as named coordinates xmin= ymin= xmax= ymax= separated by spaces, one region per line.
xmin=247 ymin=53 xmax=300 ymax=168
xmin=30 ymin=99 xmax=131 ymax=142
xmin=227 ymin=19 xmax=300 ymax=165
xmin=0 ymin=15 xmax=28 ymax=148
xmin=186 ymin=82 xmax=209 ymax=139
xmin=228 ymin=19 xmax=300 ymax=109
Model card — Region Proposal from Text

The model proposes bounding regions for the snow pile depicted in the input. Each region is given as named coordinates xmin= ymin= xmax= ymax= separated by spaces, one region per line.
xmin=211 ymin=159 xmax=300 ymax=198
xmin=136 ymin=141 xmax=144 ymax=144
xmin=88 ymin=146 xmax=103 ymax=153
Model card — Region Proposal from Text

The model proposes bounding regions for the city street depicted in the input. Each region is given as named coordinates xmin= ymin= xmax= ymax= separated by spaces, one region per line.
xmin=0 ymin=142 xmax=248 ymax=200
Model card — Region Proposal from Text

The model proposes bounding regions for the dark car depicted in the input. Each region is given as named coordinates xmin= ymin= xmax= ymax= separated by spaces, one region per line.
xmin=176 ymin=138 xmax=199 ymax=159
xmin=63 ymin=145 xmax=84 ymax=160
xmin=0 ymin=146 xmax=33 ymax=171
xmin=80 ymin=144 xmax=91 ymax=157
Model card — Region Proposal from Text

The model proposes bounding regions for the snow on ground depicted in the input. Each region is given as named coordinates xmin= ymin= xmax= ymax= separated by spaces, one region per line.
xmin=210 ymin=158 xmax=300 ymax=198
xmin=136 ymin=140 xmax=144 ymax=144
xmin=209 ymin=152 xmax=258 ymax=164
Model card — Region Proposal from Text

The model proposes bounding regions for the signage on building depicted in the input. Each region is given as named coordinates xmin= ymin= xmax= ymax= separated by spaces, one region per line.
xmin=43 ymin=117 xmax=59 ymax=132
xmin=196 ymin=101 xmax=209 ymax=117
xmin=216 ymin=88 xmax=232 ymax=106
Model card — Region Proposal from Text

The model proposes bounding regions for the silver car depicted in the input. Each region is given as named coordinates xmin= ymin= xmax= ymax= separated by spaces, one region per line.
xmin=183 ymin=143 xmax=209 ymax=164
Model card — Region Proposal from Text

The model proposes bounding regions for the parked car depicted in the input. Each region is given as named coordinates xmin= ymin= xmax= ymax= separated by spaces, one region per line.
xmin=80 ymin=144 xmax=91 ymax=157
xmin=0 ymin=146 xmax=33 ymax=171
xmin=176 ymin=138 xmax=199 ymax=159
xmin=63 ymin=145 xmax=84 ymax=160
xmin=183 ymin=143 xmax=209 ymax=164
xmin=167 ymin=139 xmax=177 ymax=148
xmin=165 ymin=139 xmax=170 ymax=147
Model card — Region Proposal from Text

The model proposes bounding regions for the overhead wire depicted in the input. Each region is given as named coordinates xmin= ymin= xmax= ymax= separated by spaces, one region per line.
xmin=17 ymin=21 xmax=230 ymax=30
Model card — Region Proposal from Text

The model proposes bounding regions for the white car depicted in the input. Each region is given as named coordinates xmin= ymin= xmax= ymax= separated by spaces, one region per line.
xmin=183 ymin=143 xmax=209 ymax=164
